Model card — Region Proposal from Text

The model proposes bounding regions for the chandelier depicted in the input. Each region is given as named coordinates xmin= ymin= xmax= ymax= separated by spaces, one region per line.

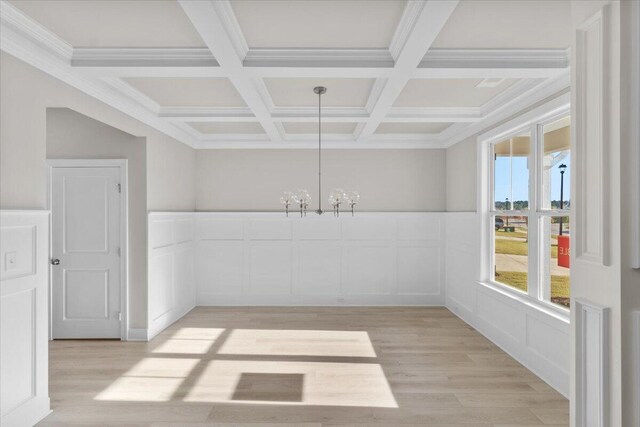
xmin=280 ymin=86 xmax=360 ymax=217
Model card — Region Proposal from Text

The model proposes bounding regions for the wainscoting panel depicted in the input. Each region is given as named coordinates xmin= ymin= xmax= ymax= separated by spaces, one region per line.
xmin=0 ymin=211 xmax=51 ymax=427
xmin=575 ymin=299 xmax=610 ymax=427
xmin=147 ymin=213 xmax=196 ymax=340
xmin=195 ymin=213 xmax=445 ymax=306
xmin=445 ymin=212 xmax=570 ymax=398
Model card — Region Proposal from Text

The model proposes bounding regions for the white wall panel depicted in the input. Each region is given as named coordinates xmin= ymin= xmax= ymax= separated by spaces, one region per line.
xmin=296 ymin=246 xmax=342 ymax=295
xmin=249 ymin=246 xmax=292 ymax=294
xmin=397 ymin=246 xmax=440 ymax=295
xmin=147 ymin=213 xmax=196 ymax=340
xmin=445 ymin=212 xmax=570 ymax=398
xmin=344 ymin=246 xmax=394 ymax=295
xmin=197 ymin=246 xmax=243 ymax=294
xmin=197 ymin=218 xmax=243 ymax=240
xmin=0 ymin=211 xmax=51 ymax=427
xmin=196 ymin=213 xmax=445 ymax=306
xmin=248 ymin=219 xmax=292 ymax=240
xmin=575 ymin=299 xmax=610 ymax=427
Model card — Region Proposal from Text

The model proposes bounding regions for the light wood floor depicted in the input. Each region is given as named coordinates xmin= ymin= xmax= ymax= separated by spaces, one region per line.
xmin=39 ymin=307 xmax=569 ymax=426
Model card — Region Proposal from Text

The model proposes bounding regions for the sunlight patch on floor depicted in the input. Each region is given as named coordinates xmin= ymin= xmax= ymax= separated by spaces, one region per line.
xmin=218 ymin=329 xmax=377 ymax=358
xmin=185 ymin=360 xmax=398 ymax=408
xmin=94 ymin=357 xmax=199 ymax=402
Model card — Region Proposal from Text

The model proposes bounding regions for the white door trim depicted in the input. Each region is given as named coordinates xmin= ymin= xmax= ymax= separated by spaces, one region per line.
xmin=46 ymin=159 xmax=129 ymax=340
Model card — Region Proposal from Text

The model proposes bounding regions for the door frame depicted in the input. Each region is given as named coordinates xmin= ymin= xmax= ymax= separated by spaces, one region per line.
xmin=46 ymin=159 xmax=129 ymax=341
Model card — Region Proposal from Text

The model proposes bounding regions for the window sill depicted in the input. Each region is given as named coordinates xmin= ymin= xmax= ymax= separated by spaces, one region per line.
xmin=476 ymin=280 xmax=570 ymax=324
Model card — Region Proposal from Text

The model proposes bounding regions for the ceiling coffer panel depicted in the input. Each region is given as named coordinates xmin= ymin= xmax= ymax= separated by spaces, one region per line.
xmin=231 ymin=0 xmax=407 ymax=49
xmin=124 ymin=78 xmax=247 ymax=107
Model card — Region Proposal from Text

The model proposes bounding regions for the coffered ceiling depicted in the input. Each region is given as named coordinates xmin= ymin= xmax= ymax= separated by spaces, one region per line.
xmin=1 ymin=0 xmax=572 ymax=149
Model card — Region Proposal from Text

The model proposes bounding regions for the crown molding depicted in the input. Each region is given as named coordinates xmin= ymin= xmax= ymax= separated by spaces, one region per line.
xmin=479 ymin=78 xmax=544 ymax=114
xmin=389 ymin=0 xmax=426 ymax=60
xmin=100 ymin=77 xmax=160 ymax=112
xmin=420 ymin=48 xmax=570 ymax=69
xmin=244 ymin=48 xmax=394 ymax=68
xmin=0 ymin=0 xmax=72 ymax=59
xmin=71 ymin=47 xmax=218 ymax=67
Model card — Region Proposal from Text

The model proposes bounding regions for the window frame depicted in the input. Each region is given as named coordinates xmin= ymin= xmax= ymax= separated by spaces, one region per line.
xmin=478 ymin=93 xmax=571 ymax=318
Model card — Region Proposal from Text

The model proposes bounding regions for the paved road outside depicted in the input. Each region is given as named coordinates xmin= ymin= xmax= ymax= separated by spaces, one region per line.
xmin=495 ymin=253 xmax=569 ymax=276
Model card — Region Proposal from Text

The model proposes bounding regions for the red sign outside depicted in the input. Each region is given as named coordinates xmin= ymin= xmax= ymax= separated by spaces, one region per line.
xmin=557 ymin=235 xmax=570 ymax=268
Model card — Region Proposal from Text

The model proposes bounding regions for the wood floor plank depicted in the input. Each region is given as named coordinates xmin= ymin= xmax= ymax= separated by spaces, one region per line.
xmin=37 ymin=307 xmax=568 ymax=426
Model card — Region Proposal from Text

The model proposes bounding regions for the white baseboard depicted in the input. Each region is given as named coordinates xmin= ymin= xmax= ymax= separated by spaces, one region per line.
xmin=127 ymin=328 xmax=149 ymax=341
xmin=198 ymin=293 xmax=444 ymax=306
xmin=148 ymin=304 xmax=196 ymax=341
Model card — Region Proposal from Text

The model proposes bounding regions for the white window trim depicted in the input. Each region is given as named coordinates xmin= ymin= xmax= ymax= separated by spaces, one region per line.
xmin=477 ymin=93 xmax=571 ymax=320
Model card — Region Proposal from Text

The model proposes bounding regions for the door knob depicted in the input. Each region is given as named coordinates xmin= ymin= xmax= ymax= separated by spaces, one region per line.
xmin=51 ymin=259 xmax=60 ymax=265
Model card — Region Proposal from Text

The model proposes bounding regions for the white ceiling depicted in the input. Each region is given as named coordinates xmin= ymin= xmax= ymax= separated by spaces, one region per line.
xmin=394 ymin=79 xmax=518 ymax=108
xmin=432 ymin=0 xmax=572 ymax=49
xmin=375 ymin=123 xmax=452 ymax=134
xmin=124 ymin=78 xmax=246 ymax=107
xmin=265 ymin=78 xmax=375 ymax=107
xmin=0 ymin=0 xmax=572 ymax=148
xmin=231 ymin=0 xmax=406 ymax=49
xmin=9 ymin=0 xmax=206 ymax=48
xmin=283 ymin=122 xmax=358 ymax=134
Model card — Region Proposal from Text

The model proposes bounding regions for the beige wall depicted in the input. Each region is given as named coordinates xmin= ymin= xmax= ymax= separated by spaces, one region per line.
xmin=147 ymin=136 xmax=196 ymax=211
xmin=196 ymin=149 xmax=447 ymax=212
xmin=46 ymin=108 xmax=148 ymax=330
xmin=446 ymin=136 xmax=477 ymax=212
xmin=0 ymin=52 xmax=195 ymax=211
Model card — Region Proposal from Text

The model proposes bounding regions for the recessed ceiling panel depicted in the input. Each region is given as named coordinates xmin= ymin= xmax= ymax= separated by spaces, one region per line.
xmin=394 ymin=79 xmax=518 ymax=108
xmin=375 ymin=123 xmax=452 ymax=134
xmin=265 ymin=78 xmax=375 ymax=107
xmin=283 ymin=123 xmax=357 ymax=134
xmin=432 ymin=0 xmax=571 ymax=49
xmin=231 ymin=1 xmax=406 ymax=49
xmin=9 ymin=0 xmax=206 ymax=48
xmin=188 ymin=122 xmax=265 ymax=134
xmin=124 ymin=78 xmax=246 ymax=107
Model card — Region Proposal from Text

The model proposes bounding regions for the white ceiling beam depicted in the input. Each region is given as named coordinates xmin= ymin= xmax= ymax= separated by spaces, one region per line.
xmin=420 ymin=48 xmax=569 ymax=69
xmin=159 ymin=107 xmax=256 ymax=122
xmin=356 ymin=0 xmax=460 ymax=141
xmin=71 ymin=47 xmax=218 ymax=67
xmin=178 ymin=0 xmax=283 ymax=142
xmin=243 ymin=48 xmax=394 ymax=69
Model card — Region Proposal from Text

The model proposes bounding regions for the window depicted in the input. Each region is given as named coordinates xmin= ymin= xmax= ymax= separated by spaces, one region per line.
xmin=485 ymin=106 xmax=571 ymax=311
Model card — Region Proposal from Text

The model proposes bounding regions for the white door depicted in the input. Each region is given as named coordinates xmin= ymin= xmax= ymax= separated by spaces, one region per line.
xmin=51 ymin=166 xmax=122 ymax=339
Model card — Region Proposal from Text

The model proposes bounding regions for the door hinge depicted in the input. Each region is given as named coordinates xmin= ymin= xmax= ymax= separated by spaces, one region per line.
xmin=117 ymin=183 xmax=121 ymax=193
xmin=118 ymin=312 xmax=122 ymax=321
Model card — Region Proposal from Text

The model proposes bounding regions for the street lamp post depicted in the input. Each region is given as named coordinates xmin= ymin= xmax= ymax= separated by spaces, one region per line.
xmin=559 ymin=163 xmax=567 ymax=235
